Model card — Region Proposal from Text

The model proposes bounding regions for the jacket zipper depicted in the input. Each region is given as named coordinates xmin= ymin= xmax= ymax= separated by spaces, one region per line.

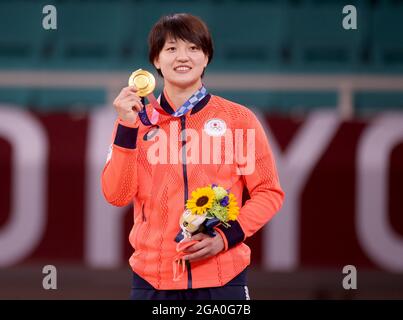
xmin=180 ymin=116 xmax=192 ymax=289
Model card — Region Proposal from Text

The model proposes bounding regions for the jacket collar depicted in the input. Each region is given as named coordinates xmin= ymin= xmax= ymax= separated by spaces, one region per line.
xmin=160 ymin=91 xmax=211 ymax=116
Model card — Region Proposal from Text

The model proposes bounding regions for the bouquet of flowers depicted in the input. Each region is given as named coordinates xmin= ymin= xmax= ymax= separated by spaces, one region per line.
xmin=175 ymin=184 xmax=240 ymax=242
xmin=173 ymin=184 xmax=240 ymax=281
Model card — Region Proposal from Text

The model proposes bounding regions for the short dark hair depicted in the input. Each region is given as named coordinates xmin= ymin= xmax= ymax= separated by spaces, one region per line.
xmin=148 ymin=13 xmax=214 ymax=77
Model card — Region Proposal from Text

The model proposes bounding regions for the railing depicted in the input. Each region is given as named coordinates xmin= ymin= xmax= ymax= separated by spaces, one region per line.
xmin=1 ymin=71 xmax=403 ymax=119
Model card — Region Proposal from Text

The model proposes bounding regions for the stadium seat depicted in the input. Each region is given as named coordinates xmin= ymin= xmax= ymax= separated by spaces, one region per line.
xmin=212 ymin=90 xmax=337 ymax=113
xmin=287 ymin=3 xmax=369 ymax=71
xmin=210 ymin=3 xmax=288 ymax=71
xmin=0 ymin=88 xmax=33 ymax=107
xmin=48 ymin=2 xmax=126 ymax=69
xmin=30 ymin=88 xmax=106 ymax=111
xmin=371 ymin=5 xmax=403 ymax=71
xmin=355 ymin=91 xmax=403 ymax=114
xmin=0 ymin=86 xmax=106 ymax=111
xmin=0 ymin=2 xmax=49 ymax=69
xmin=264 ymin=91 xmax=337 ymax=113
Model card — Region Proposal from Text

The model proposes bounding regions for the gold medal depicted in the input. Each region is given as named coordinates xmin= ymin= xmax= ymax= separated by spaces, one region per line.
xmin=128 ymin=69 xmax=156 ymax=97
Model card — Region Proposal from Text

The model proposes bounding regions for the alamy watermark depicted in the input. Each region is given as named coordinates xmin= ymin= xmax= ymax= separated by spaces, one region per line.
xmin=342 ymin=5 xmax=357 ymax=30
xmin=40 ymin=4 xmax=357 ymax=35
xmin=42 ymin=265 xmax=57 ymax=290
xmin=141 ymin=124 xmax=256 ymax=175
xmin=342 ymin=265 xmax=357 ymax=290
xmin=42 ymin=5 xmax=57 ymax=30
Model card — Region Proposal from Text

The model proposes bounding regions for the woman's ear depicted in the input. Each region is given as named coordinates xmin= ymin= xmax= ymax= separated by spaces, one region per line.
xmin=153 ymin=58 xmax=160 ymax=70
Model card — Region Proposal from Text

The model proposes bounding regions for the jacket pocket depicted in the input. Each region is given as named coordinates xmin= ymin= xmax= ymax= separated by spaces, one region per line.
xmin=134 ymin=203 xmax=147 ymax=250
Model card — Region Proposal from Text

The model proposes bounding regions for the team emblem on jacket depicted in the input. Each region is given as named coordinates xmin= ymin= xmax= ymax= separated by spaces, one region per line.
xmin=204 ymin=118 xmax=227 ymax=137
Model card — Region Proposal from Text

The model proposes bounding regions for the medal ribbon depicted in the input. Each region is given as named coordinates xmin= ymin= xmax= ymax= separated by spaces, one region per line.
xmin=138 ymin=85 xmax=208 ymax=126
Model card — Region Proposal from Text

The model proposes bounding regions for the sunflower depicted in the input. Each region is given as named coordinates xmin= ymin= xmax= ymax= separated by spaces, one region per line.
xmin=186 ymin=187 xmax=215 ymax=215
xmin=227 ymin=193 xmax=240 ymax=221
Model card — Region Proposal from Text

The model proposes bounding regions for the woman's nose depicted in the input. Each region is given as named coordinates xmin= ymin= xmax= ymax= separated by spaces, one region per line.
xmin=176 ymin=48 xmax=190 ymax=61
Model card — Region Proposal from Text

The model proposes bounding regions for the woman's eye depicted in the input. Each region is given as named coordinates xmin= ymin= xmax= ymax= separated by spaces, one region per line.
xmin=190 ymin=46 xmax=199 ymax=51
xmin=167 ymin=47 xmax=176 ymax=52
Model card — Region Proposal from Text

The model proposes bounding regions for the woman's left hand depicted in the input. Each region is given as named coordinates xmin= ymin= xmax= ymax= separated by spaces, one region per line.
xmin=183 ymin=232 xmax=225 ymax=262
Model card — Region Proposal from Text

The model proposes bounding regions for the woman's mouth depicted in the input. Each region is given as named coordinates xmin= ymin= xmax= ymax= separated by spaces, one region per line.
xmin=174 ymin=65 xmax=192 ymax=73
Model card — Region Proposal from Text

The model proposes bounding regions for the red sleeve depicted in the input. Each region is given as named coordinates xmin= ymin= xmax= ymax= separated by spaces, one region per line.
xmin=101 ymin=118 xmax=140 ymax=207
xmin=217 ymin=109 xmax=284 ymax=248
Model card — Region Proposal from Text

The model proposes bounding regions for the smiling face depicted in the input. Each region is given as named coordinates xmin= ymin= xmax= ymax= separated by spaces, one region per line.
xmin=148 ymin=13 xmax=214 ymax=84
xmin=153 ymin=38 xmax=208 ymax=89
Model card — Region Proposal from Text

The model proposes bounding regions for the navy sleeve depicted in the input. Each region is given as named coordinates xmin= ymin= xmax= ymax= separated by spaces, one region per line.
xmin=114 ymin=124 xmax=139 ymax=149
xmin=217 ymin=220 xmax=245 ymax=249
